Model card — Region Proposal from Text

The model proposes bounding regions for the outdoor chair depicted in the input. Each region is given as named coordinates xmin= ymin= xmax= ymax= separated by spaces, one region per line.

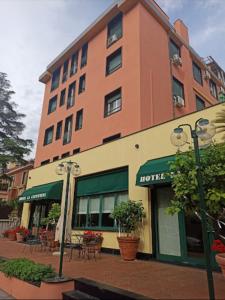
xmin=22 ymin=233 xmax=40 ymax=254
xmin=65 ymin=235 xmax=83 ymax=261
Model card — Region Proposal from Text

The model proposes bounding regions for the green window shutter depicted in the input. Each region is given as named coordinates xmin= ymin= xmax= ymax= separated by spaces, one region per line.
xmin=173 ymin=77 xmax=184 ymax=98
xmin=76 ymin=168 xmax=128 ymax=197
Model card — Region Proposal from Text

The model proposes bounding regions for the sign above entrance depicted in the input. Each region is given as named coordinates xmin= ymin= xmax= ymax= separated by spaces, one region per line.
xmin=136 ymin=155 xmax=175 ymax=186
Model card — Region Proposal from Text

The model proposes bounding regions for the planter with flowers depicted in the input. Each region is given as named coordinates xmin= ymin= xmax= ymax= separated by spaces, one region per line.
xmin=111 ymin=200 xmax=146 ymax=261
xmin=7 ymin=229 xmax=16 ymax=241
xmin=212 ymin=239 xmax=225 ymax=277
xmin=15 ymin=226 xmax=30 ymax=242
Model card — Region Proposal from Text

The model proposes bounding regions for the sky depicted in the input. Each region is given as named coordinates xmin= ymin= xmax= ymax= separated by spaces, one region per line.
xmin=0 ymin=0 xmax=224 ymax=158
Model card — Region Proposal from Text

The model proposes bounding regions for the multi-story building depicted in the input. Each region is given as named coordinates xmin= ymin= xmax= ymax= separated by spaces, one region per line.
xmin=35 ymin=0 xmax=225 ymax=167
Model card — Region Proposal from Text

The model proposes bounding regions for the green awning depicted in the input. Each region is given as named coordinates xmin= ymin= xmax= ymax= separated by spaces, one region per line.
xmin=136 ymin=155 xmax=175 ymax=186
xmin=76 ymin=168 xmax=128 ymax=197
xmin=18 ymin=180 xmax=63 ymax=203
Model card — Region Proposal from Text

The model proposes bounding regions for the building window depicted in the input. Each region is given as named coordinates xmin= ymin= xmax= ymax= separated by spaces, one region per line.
xmin=75 ymin=109 xmax=83 ymax=131
xmin=67 ymin=81 xmax=76 ymax=108
xmin=78 ymin=74 xmax=86 ymax=94
xmin=209 ymin=79 xmax=218 ymax=99
xmin=60 ymin=89 xmax=66 ymax=106
xmin=196 ymin=95 xmax=206 ymax=111
xmin=61 ymin=152 xmax=70 ymax=158
xmin=63 ymin=115 xmax=73 ymax=145
xmin=62 ymin=60 xmax=69 ymax=83
xmin=107 ymin=13 xmax=122 ymax=47
xmin=21 ymin=172 xmax=27 ymax=185
xmin=104 ymin=88 xmax=121 ymax=117
xmin=55 ymin=121 xmax=63 ymax=140
xmin=48 ymin=96 xmax=57 ymax=114
xmin=103 ymin=133 xmax=121 ymax=144
xmin=44 ymin=126 xmax=54 ymax=146
xmin=53 ymin=156 xmax=59 ymax=162
xmin=172 ymin=77 xmax=184 ymax=99
xmin=73 ymin=148 xmax=80 ymax=155
xmin=75 ymin=191 xmax=128 ymax=228
xmin=169 ymin=39 xmax=180 ymax=58
xmin=80 ymin=43 xmax=88 ymax=68
xmin=106 ymin=48 xmax=122 ymax=75
xmin=51 ymin=67 xmax=61 ymax=91
xmin=193 ymin=62 xmax=203 ymax=85
xmin=41 ymin=159 xmax=50 ymax=166
xmin=70 ymin=52 xmax=78 ymax=76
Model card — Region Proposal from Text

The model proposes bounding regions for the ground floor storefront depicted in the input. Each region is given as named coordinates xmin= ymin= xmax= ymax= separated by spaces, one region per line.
xmin=20 ymin=103 xmax=223 ymax=269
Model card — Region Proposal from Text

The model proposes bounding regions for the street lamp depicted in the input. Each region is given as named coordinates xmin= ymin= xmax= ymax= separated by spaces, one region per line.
xmin=171 ymin=118 xmax=216 ymax=300
xmin=55 ymin=161 xmax=81 ymax=278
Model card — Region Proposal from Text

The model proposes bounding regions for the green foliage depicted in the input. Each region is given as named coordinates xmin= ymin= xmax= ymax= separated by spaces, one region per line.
xmin=0 ymin=258 xmax=56 ymax=283
xmin=41 ymin=203 xmax=61 ymax=227
xmin=167 ymin=143 xmax=225 ymax=218
xmin=0 ymin=72 xmax=33 ymax=168
xmin=111 ymin=200 xmax=146 ymax=236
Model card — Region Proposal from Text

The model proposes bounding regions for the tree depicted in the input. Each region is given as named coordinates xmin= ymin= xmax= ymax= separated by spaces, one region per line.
xmin=0 ymin=72 xmax=33 ymax=170
xmin=167 ymin=143 xmax=225 ymax=242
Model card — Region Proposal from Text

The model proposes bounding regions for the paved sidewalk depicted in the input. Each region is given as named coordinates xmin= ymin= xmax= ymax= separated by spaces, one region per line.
xmin=0 ymin=289 xmax=14 ymax=299
xmin=0 ymin=238 xmax=225 ymax=299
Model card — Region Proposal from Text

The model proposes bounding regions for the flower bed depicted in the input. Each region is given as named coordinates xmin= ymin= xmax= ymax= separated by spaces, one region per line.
xmin=0 ymin=258 xmax=74 ymax=299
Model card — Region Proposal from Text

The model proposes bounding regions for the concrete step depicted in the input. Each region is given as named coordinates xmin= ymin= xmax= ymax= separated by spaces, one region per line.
xmin=63 ymin=290 xmax=99 ymax=300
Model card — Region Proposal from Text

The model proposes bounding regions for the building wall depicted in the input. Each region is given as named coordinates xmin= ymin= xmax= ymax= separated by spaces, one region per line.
xmin=21 ymin=103 xmax=224 ymax=254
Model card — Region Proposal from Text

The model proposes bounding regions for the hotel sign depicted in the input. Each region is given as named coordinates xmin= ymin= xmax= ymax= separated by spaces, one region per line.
xmin=139 ymin=172 xmax=166 ymax=184
xmin=19 ymin=192 xmax=47 ymax=202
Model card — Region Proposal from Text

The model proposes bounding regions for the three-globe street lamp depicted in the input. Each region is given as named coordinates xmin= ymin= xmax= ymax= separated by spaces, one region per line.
xmin=171 ymin=118 xmax=216 ymax=300
xmin=55 ymin=161 xmax=81 ymax=278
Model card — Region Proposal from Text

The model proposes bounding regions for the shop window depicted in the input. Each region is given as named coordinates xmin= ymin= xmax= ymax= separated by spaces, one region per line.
xmin=51 ymin=67 xmax=61 ymax=91
xmin=193 ymin=62 xmax=203 ymax=85
xmin=80 ymin=43 xmax=88 ymax=68
xmin=62 ymin=60 xmax=69 ymax=83
xmin=78 ymin=74 xmax=86 ymax=94
xmin=75 ymin=109 xmax=83 ymax=131
xmin=107 ymin=13 xmax=122 ymax=47
xmin=63 ymin=115 xmax=73 ymax=145
xmin=209 ymin=79 xmax=218 ymax=99
xmin=48 ymin=96 xmax=57 ymax=114
xmin=104 ymin=88 xmax=121 ymax=117
xmin=172 ymin=77 xmax=184 ymax=99
xmin=67 ymin=81 xmax=76 ymax=108
xmin=102 ymin=133 xmax=121 ymax=144
xmin=55 ymin=121 xmax=63 ymax=140
xmin=60 ymin=89 xmax=66 ymax=106
xmin=169 ymin=39 xmax=180 ymax=59
xmin=70 ymin=52 xmax=78 ymax=76
xmin=106 ymin=48 xmax=122 ymax=76
xmin=44 ymin=126 xmax=54 ymax=146
xmin=196 ymin=95 xmax=205 ymax=111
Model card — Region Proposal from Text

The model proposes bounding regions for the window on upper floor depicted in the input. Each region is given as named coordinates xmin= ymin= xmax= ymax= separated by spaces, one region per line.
xmin=41 ymin=159 xmax=50 ymax=166
xmin=55 ymin=121 xmax=63 ymax=140
xmin=44 ymin=126 xmax=54 ymax=146
xmin=169 ymin=39 xmax=180 ymax=59
xmin=51 ymin=67 xmax=61 ymax=91
xmin=104 ymin=88 xmax=121 ymax=117
xmin=21 ymin=172 xmax=27 ymax=185
xmin=107 ymin=13 xmax=122 ymax=47
xmin=73 ymin=148 xmax=80 ymax=155
xmin=67 ymin=82 xmax=76 ymax=108
xmin=70 ymin=52 xmax=78 ymax=76
xmin=63 ymin=115 xmax=73 ymax=145
xmin=102 ymin=133 xmax=121 ymax=144
xmin=60 ymin=89 xmax=66 ymax=106
xmin=62 ymin=152 xmax=70 ymax=158
xmin=80 ymin=43 xmax=88 ymax=68
xmin=53 ymin=156 xmax=59 ymax=162
xmin=193 ymin=62 xmax=203 ymax=85
xmin=172 ymin=77 xmax=185 ymax=99
xmin=196 ymin=95 xmax=206 ymax=111
xmin=75 ymin=109 xmax=83 ymax=131
xmin=106 ymin=48 xmax=122 ymax=76
xmin=48 ymin=96 xmax=57 ymax=114
xmin=62 ymin=60 xmax=69 ymax=83
xmin=78 ymin=74 xmax=86 ymax=94
xmin=209 ymin=79 xmax=218 ymax=99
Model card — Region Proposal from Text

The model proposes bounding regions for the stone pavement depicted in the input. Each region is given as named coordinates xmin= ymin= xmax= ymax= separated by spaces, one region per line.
xmin=0 ymin=289 xmax=14 ymax=299
xmin=0 ymin=238 xmax=224 ymax=299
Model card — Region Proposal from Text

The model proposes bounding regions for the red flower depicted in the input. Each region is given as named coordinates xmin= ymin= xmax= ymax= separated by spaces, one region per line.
xmin=211 ymin=239 xmax=225 ymax=253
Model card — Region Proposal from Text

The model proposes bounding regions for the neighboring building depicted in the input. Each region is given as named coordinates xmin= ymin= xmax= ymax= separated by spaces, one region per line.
xmin=35 ymin=0 xmax=225 ymax=167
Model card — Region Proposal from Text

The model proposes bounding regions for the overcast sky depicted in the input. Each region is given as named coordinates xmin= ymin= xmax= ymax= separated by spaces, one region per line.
xmin=0 ymin=0 xmax=224 ymax=158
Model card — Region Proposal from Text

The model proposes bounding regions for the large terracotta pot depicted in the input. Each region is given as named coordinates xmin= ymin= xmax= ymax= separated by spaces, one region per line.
xmin=216 ymin=253 xmax=225 ymax=278
xmin=16 ymin=233 xmax=24 ymax=242
xmin=117 ymin=236 xmax=140 ymax=261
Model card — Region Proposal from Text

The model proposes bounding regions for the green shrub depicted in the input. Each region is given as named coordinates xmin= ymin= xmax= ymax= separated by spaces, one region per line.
xmin=0 ymin=258 xmax=56 ymax=283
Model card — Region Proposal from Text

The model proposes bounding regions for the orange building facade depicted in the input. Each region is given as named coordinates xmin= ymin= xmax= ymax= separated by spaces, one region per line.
xmin=35 ymin=0 xmax=225 ymax=167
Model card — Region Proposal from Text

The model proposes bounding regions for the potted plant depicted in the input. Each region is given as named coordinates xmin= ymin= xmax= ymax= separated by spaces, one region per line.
xmin=7 ymin=229 xmax=16 ymax=241
xmin=212 ymin=239 xmax=225 ymax=278
xmin=15 ymin=226 xmax=30 ymax=242
xmin=111 ymin=200 xmax=146 ymax=261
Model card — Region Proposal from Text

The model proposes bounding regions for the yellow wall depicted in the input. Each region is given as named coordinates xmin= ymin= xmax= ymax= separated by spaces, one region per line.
xmin=21 ymin=103 xmax=224 ymax=253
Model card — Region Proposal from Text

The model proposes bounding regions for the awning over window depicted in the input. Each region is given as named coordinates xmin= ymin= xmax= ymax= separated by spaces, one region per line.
xmin=136 ymin=155 xmax=175 ymax=186
xmin=76 ymin=168 xmax=128 ymax=197
xmin=18 ymin=180 xmax=63 ymax=203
